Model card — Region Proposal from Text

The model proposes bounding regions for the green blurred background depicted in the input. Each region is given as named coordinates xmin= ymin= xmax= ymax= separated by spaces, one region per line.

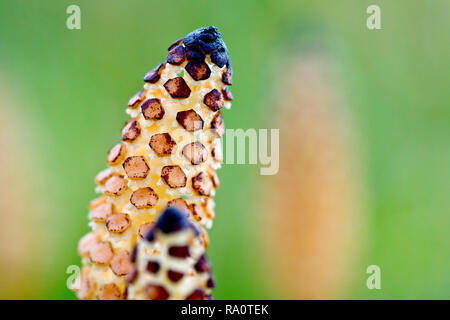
xmin=0 ymin=0 xmax=449 ymax=299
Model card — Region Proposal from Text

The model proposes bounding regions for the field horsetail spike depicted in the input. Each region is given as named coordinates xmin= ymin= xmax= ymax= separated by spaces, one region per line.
xmin=72 ymin=26 xmax=232 ymax=300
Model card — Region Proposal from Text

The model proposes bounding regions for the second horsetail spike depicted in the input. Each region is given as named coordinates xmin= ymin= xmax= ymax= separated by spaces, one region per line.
xmin=126 ymin=208 xmax=215 ymax=300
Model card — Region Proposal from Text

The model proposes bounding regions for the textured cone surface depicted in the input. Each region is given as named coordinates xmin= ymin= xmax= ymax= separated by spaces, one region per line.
xmin=74 ymin=26 xmax=232 ymax=300
xmin=126 ymin=208 xmax=214 ymax=300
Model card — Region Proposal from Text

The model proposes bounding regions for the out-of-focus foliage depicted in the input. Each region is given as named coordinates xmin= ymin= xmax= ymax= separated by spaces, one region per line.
xmin=0 ymin=0 xmax=448 ymax=299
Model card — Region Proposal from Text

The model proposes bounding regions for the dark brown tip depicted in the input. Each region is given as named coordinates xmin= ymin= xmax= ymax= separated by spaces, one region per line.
xmin=185 ymin=44 xmax=205 ymax=62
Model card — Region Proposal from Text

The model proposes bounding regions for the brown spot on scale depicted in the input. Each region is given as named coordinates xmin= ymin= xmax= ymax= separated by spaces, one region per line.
xmin=145 ymin=284 xmax=169 ymax=300
xmin=104 ymin=175 xmax=127 ymax=196
xmin=167 ymin=270 xmax=184 ymax=283
xmin=182 ymin=142 xmax=208 ymax=165
xmin=167 ymin=198 xmax=190 ymax=216
xmin=204 ymin=89 xmax=224 ymax=111
xmin=141 ymin=98 xmax=165 ymax=121
xmin=207 ymin=277 xmax=216 ymax=289
xmin=194 ymin=254 xmax=211 ymax=273
xmin=106 ymin=213 xmax=131 ymax=234
xmin=108 ymin=142 xmax=126 ymax=165
xmin=185 ymin=44 xmax=205 ymax=62
xmin=123 ymin=156 xmax=149 ymax=179
xmin=122 ymin=119 xmax=141 ymax=142
xmin=164 ymin=77 xmax=191 ymax=98
xmin=138 ymin=222 xmax=154 ymax=239
xmin=95 ymin=168 xmax=113 ymax=185
xmin=211 ymin=112 xmax=225 ymax=137
xmin=78 ymin=232 xmax=98 ymax=257
xmin=90 ymin=202 xmax=113 ymax=222
xmin=149 ymin=133 xmax=176 ymax=156
xmin=110 ymin=250 xmax=132 ymax=276
xmin=98 ymin=283 xmax=121 ymax=300
xmin=167 ymin=45 xmax=186 ymax=65
xmin=168 ymin=245 xmax=190 ymax=258
xmin=128 ymin=90 xmax=145 ymax=109
xmin=222 ymin=87 xmax=233 ymax=101
xmin=186 ymin=289 xmax=205 ymax=300
xmin=185 ymin=61 xmax=211 ymax=81
xmin=89 ymin=241 xmax=113 ymax=265
xmin=222 ymin=66 xmax=232 ymax=85
xmin=130 ymin=187 xmax=159 ymax=209
xmin=144 ymin=63 xmax=165 ymax=83
xmin=192 ymin=172 xmax=213 ymax=196
xmin=161 ymin=165 xmax=187 ymax=188
xmin=189 ymin=203 xmax=204 ymax=222
xmin=146 ymin=261 xmax=160 ymax=274
xmin=176 ymin=109 xmax=204 ymax=132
